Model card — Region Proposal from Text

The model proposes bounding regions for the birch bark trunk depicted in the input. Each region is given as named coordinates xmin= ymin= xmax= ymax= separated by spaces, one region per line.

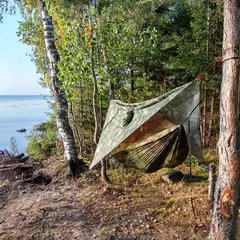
xmin=41 ymin=1 xmax=86 ymax=177
xmin=209 ymin=0 xmax=240 ymax=239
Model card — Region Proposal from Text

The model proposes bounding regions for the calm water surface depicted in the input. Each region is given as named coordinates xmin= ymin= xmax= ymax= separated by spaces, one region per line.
xmin=0 ymin=95 xmax=52 ymax=153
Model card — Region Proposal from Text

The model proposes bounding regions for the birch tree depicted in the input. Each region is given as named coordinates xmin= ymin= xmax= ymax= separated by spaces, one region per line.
xmin=209 ymin=0 xmax=240 ymax=238
xmin=40 ymin=0 xmax=86 ymax=177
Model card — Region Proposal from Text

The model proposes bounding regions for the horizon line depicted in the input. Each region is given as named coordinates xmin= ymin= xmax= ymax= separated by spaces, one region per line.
xmin=0 ymin=94 xmax=51 ymax=96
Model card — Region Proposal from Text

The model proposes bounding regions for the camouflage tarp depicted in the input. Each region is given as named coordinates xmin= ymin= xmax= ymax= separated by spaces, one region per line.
xmin=90 ymin=80 xmax=202 ymax=171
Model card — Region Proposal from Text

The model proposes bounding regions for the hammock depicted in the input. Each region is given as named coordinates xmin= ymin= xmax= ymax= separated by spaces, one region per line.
xmin=113 ymin=124 xmax=189 ymax=173
xmin=90 ymin=80 xmax=202 ymax=172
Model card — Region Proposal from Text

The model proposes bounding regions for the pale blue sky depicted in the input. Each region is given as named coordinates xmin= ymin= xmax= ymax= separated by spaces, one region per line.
xmin=0 ymin=7 xmax=49 ymax=95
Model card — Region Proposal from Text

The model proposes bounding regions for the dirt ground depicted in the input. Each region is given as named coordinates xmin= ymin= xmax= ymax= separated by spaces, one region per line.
xmin=0 ymin=156 xmax=211 ymax=240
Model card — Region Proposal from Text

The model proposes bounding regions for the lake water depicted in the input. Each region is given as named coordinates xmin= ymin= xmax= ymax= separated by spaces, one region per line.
xmin=0 ymin=95 xmax=52 ymax=153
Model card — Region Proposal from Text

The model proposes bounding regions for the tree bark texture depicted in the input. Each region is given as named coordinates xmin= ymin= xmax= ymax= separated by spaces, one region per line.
xmin=41 ymin=1 xmax=85 ymax=177
xmin=89 ymin=1 xmax=110 ymax=183
xmin=87 ymin=86 xmax=94 ymax=152
xmin=90 ymin=45 xmax=100 ymax=145
xmin=90 ymin=34 xmax=110 ymax=183
xmin=69 ymin=100 xmax=82 ymax=154
xmin=202 ymin=87 xmax=207 ymax=148
xmin=131 ymin=69 xmax=135 ymax=103
xmin=206 ymin=92 xmax=215 ymax=148
xmin=209 ymin=1 xmax=240 ymax=239
xmin=208 ymin=163 xmax=217 ymax=204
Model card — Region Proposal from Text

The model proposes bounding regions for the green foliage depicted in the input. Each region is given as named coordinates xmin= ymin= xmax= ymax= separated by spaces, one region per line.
xmin=26 ymin=117 xmax=58 ymax=160
xmin=18 ymin=0 xmax=224 ymax=157
xmin=169 ymin=1 xmax=223 ymax=81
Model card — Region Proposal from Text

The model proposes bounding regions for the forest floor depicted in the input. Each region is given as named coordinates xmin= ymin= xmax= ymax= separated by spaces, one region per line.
xmin=0 ymin=156 xmax=212 ymax=240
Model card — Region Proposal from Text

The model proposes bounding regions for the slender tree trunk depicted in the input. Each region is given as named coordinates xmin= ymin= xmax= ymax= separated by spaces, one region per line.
xmin=203 ymin=1 xmax=210 ymax=148
xmin=131 ymin=69 xmax=135 ymax=103
xmin=90 ymin=38 xmax=110 ymax=183
xmin=206 ymin=92 xmax=215 ymax=148
xmin=208 ymin=163 xmax=217 ymax=204
xmin=87 ymin=85 xmax=94 ymax=152
xmin=69 ymin=100 xmax=82 ymax=155
xmin=209 ymin=1 xmax=240 ymax=239
xmin=80 ymin=83 xmax=84 ymax=119
xmin=40 ymin=1 xmax=86 ymax=177
xmin=99 ymin=81 xmax=103 ymax=130
xmin=89 ymin=1 xmax=110 ymax=183
xmin=102 ymin=47 xmax=115 ymax=183
xmin=89 ymin=1 xmax=100 ymax=146
xmin=78 ymin=84 xmax=84 ymax=155
xmin=90 ymin=46 xmax=100 ymax=145
xmin=202 ymin=87 xmax=207 ymax=148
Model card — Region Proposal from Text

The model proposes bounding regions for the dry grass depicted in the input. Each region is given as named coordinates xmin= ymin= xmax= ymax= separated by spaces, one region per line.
xmin=0 ymin=156 xmax=211 ymax=240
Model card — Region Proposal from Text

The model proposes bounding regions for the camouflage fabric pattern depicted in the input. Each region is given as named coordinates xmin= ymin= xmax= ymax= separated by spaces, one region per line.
xmin=90 ymin=80 xmax=202 ymax=169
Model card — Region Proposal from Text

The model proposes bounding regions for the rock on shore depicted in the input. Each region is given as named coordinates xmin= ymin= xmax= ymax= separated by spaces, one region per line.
xmin=32 ymin=122 xmax=46 ymax=132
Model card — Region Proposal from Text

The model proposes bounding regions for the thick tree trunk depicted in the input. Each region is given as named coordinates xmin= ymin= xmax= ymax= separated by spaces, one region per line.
xmin=209 ymin=1 xmax=240 ymax=239
xmin=41 ymin=1 xmax=86 ymax=177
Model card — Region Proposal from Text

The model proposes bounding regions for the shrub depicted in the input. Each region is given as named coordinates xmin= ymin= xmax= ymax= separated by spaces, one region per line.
xmin=26 ymin=117 xmax=59 ymax=160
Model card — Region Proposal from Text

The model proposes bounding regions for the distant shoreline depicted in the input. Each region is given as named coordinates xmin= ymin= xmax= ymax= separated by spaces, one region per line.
xmin=0 ymin=95 xmax=51 ymax=97
xmin=0 ymin=95 xmax=51 ymax=152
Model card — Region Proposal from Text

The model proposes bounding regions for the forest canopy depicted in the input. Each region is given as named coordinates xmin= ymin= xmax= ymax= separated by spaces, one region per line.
xmin=17 ymin=0 xmax=223 ymax=154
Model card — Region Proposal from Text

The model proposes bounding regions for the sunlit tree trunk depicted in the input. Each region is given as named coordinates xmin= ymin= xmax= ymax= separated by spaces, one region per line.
xmin=90 ymin=46 xmax=99 ymax=145
xmin=41 ymin=1 xmax=86 ymax=177
xmin=69 ymin=100 xmax=82 ymax=154
xmin=87 ymin=85 xmax=94 ymax=152
xmin=90 ymin=22 xmax=110 ymax=183
xmin=89 ymin=0 xmax=110 ymax=183
xmin=209 ymin=0 xmax=240 ymax=239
